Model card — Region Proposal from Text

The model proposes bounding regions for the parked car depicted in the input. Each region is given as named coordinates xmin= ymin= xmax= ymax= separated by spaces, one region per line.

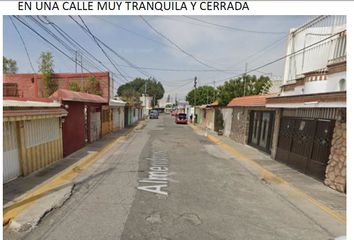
xmin=175 ymin=113 xmax=188 ymax=124
xmin=149 ymin=110 xmax=159 ymax=119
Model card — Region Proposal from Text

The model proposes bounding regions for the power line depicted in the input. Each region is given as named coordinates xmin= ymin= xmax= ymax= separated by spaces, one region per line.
xmin=140 ymin=16 xmax=222 ymax=72
xmin=94 ymin=16 xmax=175 ymax=50
xmin=9 ymin=16 xmax=36 ymax=73
xmin=77 ymin=16 xmax=129 ymax=83
xmin=13 ymin=16 xmax=116 ymax=95
xmin=28 ymin=16 xmax=117 ymax=92
xmin=13 ymin=16 xmax=92 ymax=73
xmin=37 ymin=16 xmax=128 ymax=90
xmin=70 ymin=16 xmax=152 ymax=79
xmin=184 ymin=16 xmax=287 ymax=35
xmin=206 ymin=30 xmax=344 ymax=86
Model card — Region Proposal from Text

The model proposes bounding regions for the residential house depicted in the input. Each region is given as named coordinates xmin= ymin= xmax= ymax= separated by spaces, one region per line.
xmin=227 ymin=94 xmax=279 ymax=155
xmin=50 ymin=89 xmax=107 ymax=157
xmin=140 ymin=95 xmax=153 ymax=117
xmin=3 ymin=98 xmax=67 ymax=183
xmin=266 ymin=16 xmax=346 ymax=192
xmin=109 ymin=98 xmax=126 ymax=131
xmin=4 ymin=72 xmax=111 ymax=100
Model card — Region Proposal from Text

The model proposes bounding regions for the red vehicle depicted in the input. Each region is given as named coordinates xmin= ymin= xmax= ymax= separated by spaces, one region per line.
xmin=175 ymin=113 xmax=188 ymax=124
xmin=171 ymin=110 xmax=177 ymax=117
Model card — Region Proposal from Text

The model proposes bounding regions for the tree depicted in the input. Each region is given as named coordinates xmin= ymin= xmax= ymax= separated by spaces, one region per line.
xmin=83 ymin=76 xmax=102 ymax=96
xmin=3 ymin=56 xmax=18 ymax=73
xmin=38 ymin=51 xmax=56 ymax=96
xmin=119 ymin=86 xmax=141 ymax=106
xmin=185 ymin=86 xmax=217 ymax=106
xmin=166 ymin=94 xmax=171 ymax=103
xmin=217 ymin=74 xmax=272 ymax=106
xmin=117 ymin=77 xmax=165 ymax=106
xmin=69 ymin=82 xmax=80 ymax=92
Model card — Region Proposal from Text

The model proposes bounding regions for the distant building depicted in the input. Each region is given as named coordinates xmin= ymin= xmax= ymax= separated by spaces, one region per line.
xmin=140 ymin=95 xmax=153 ymax=116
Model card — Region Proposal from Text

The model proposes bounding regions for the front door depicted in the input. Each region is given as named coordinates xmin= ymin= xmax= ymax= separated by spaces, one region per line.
xmin=248 ymin=111 xmax=274 ymax=153
xmin=307 ymin=120 xmax=335 ymax=180
xmin=3 ymin=122 xmax=21 ymax=183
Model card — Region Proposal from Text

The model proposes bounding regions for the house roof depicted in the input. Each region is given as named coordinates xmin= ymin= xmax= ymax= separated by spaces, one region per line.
xmin=3 ymin=98 xmax=68 ymax=120
xmin=4 ymin=108 xmax=68 ymax=120
xmin=109 ymin=98 xmax=126 ymax=107
xmin=3 ymin=97 xmax=61 ymax=108
xmin=266 ymin=91 xmax=346 ymax=108
xmin=227 ymin=94 xmax=278 ymax=107
xmin=207 ymin=100 xmax=219 ymax=107
xmin=50 ymin=89 xmax=107 ymax=103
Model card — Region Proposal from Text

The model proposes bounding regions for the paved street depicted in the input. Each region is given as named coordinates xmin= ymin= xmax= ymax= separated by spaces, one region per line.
xmin=5 ymin=114 xmax=340 ymax=240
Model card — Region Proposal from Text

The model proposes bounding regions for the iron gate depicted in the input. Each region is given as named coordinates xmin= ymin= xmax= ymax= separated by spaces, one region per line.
xmin=248 ymin=111 xmax=274 ymax=153
xmin=276 ymin=117 xmax=334 ymax=180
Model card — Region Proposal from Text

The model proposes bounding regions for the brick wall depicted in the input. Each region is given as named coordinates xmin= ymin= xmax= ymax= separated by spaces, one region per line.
xmin=4 ymin=72 xmax=110 ymax=100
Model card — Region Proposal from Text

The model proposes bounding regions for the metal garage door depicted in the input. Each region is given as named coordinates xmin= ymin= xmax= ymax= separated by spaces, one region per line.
xmin=112 ymin=109 xmax=120 ymax=130
xmin=276 ymin=117 xmax=334 ymax=180
xmin=90 ymin=111 xmax=101 ymax=142
xmin=3 ymin=122 xmax=21 ymax=183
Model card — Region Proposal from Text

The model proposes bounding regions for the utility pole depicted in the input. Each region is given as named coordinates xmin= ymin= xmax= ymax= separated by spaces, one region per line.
xmin=243 ymin=63 xmax=248 ymax=97
xmin=144 ymin=81 xmax=147 ymax=115
xmin=194 ymin=76 xmax=197 ymax=106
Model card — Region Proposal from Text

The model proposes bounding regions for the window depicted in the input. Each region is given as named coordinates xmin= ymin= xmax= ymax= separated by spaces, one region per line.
xmin=339 ymin=79 xmax=346 ymax=91
xmin=3 ymin=83 xmax=18 ymax=97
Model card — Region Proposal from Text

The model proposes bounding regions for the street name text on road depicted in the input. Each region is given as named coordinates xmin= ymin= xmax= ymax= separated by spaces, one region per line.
xmin=137 ymin=151 xmax=169 ymax=196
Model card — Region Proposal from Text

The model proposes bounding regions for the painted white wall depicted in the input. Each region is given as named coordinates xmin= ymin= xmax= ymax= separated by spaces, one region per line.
xmin=327 ymin=72 xmax=346 ymax=92
xmin=283 ymin=21 xmax=346 ymax=83
xmin=221 ymin=108 xmax=233 ymax=137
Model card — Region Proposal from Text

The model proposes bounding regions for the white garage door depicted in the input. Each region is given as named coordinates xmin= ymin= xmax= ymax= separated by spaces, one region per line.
xmin=112 ymin=110 xmax=120 ymax=130
xmin=3 ymin=122 xmax=21 ymax=183
xmin=90 ymin=111 xmax=101 ymax=142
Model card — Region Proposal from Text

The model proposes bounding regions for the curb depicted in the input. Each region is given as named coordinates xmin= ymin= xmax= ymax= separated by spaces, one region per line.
xmin=189 ymin=124 xmax=346 ymax=224
xmin=3 ymin=120 xmax=146 ymax=226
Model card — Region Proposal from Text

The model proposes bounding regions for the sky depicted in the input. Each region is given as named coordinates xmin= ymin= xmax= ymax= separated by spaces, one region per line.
xmin=3 ymin=15 xmax=312 ymax=100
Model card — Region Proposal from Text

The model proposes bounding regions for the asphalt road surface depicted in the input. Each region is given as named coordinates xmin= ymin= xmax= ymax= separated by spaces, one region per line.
xmin=7 ymin=114 xmax=335 ymax=240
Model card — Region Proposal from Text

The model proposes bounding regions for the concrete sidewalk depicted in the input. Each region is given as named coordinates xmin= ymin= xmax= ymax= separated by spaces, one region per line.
xmin=190 ymin=124 xmax=346 ymax=221
xmin=3 ymin=121 xmax=147 ymax=231
xmin=3 ymin=127 xmax=129 ymax=207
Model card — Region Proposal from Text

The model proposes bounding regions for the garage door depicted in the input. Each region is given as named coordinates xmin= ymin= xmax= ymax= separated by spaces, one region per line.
xmin=276 ymin=117 xmax=334 ymax=180
xmin=3 ymin=122 xmax=21 ymax=183
xmin=90 ymin=111 xmax=101 ymax=142
xmin=112 ymin=109 xmax=120 ymax=130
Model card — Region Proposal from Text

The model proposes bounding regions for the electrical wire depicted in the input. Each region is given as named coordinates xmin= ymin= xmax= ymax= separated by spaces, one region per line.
xmin=9 ymin=16 xmax=36 ymax=73
xmin=205 ymin=30 xmax=345 ymax=86
xmin=140 ymin=16 xmax=222 ymax=72
xmin=37 ymin=16 xmax=127 ymax=91
xmin=184 ymin=16 xmax=287 ymax=35
xmin=69 ymin=16 xmax=152 ymax=79
xmin=77 ymin=15 xmax=129 ymax=82
xmin=13 ymin=16 xmax=118 ymax=95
